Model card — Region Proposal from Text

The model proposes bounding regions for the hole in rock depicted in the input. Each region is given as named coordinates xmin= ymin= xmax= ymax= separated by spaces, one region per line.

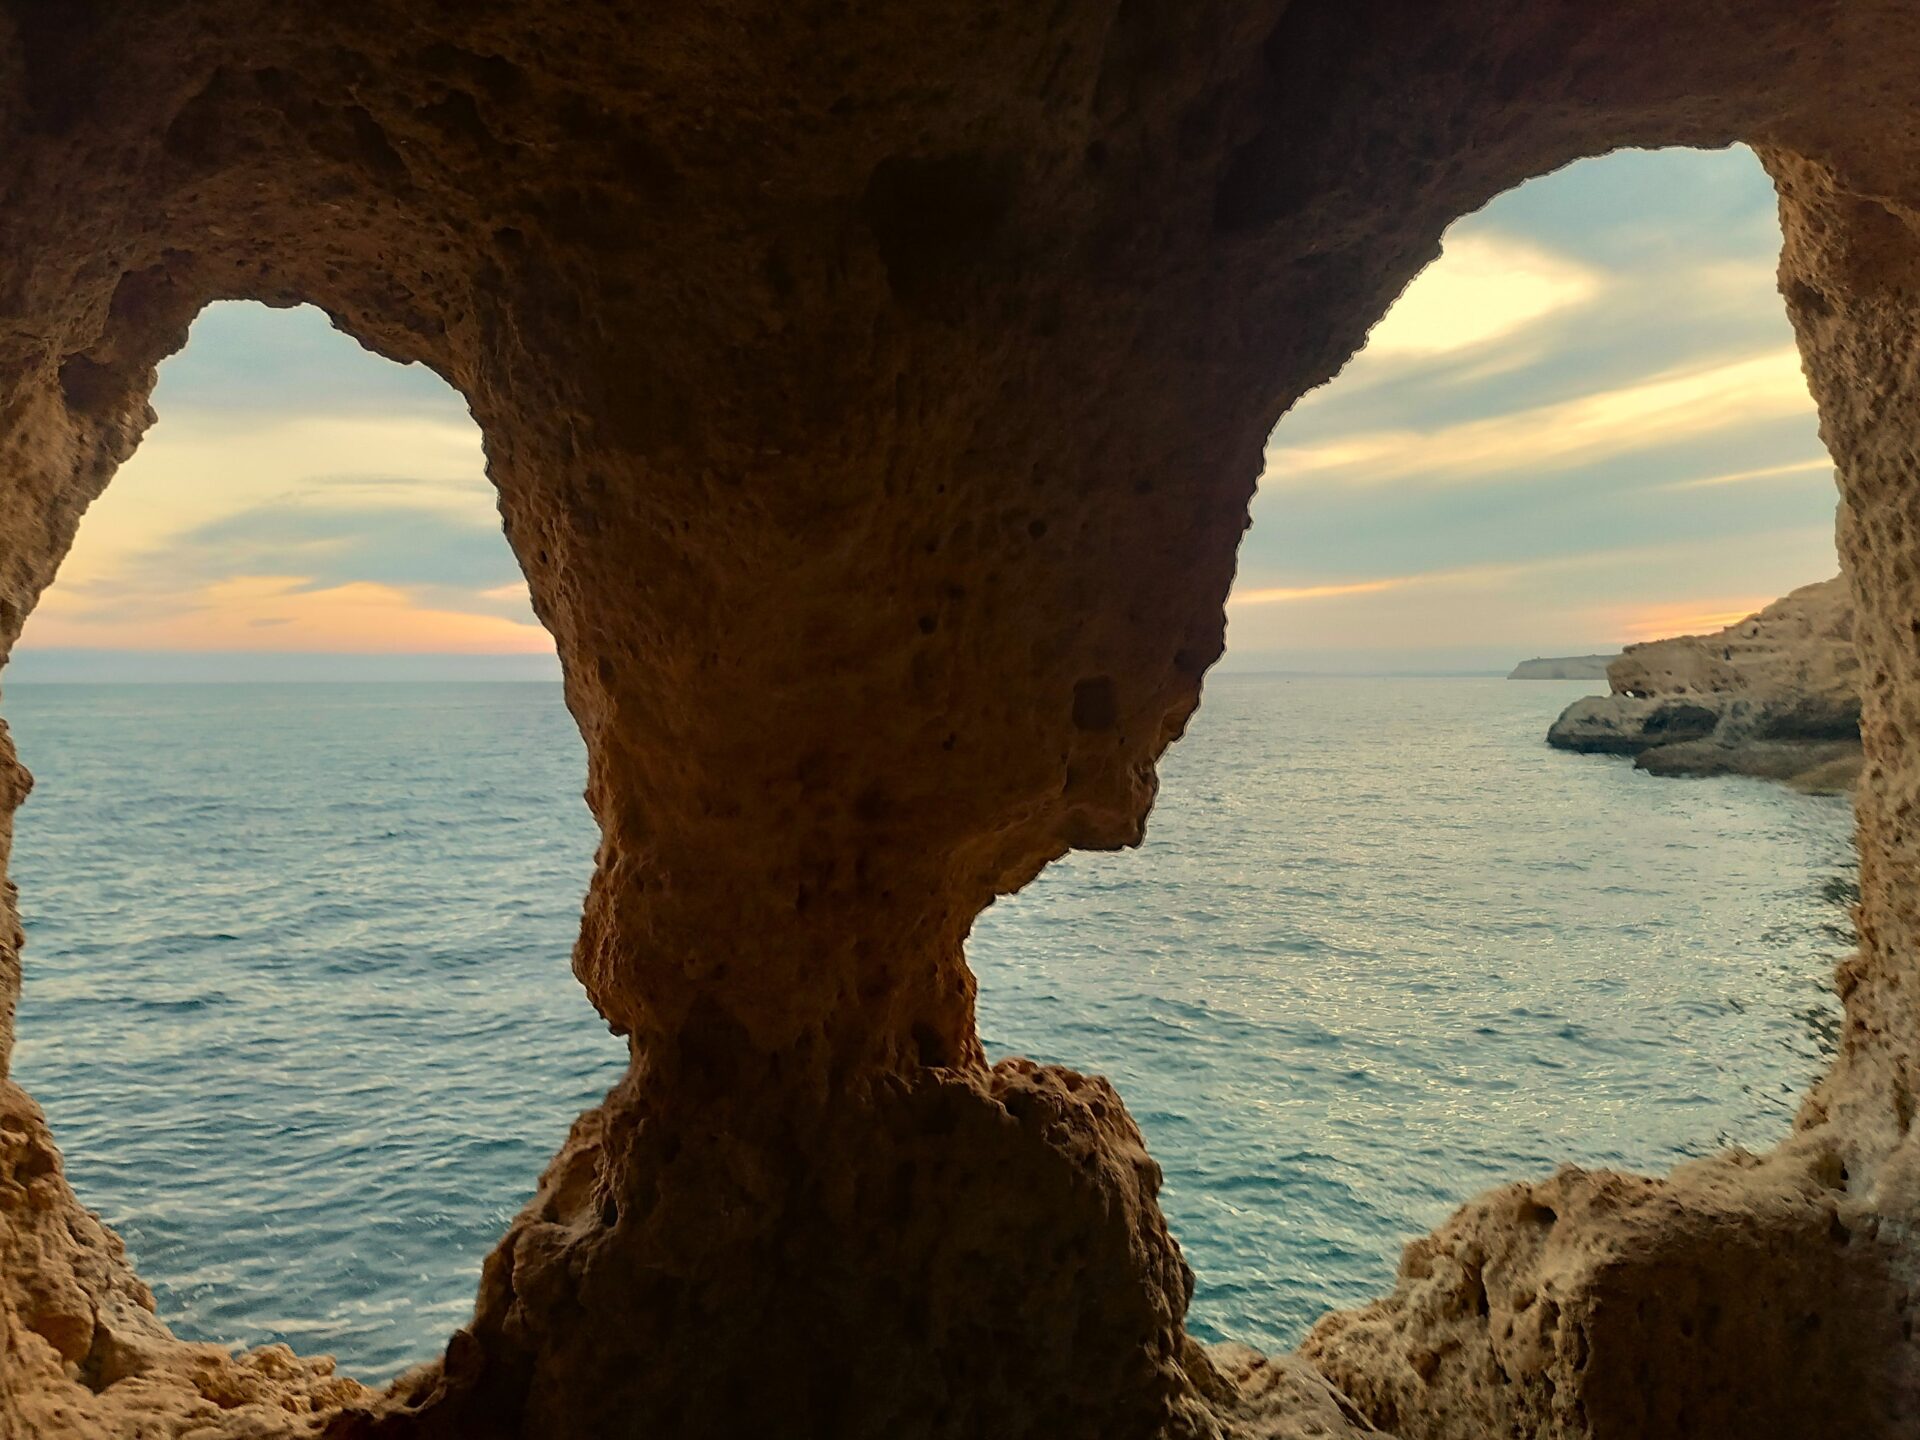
xmin=7 ymin=302 xmax=625 ymax=1379
xmin=972 ymin=144 xmax=1855 ymax=1354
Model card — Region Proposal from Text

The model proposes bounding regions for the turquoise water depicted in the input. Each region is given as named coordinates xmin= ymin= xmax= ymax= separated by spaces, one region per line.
xmin=6 ymin=677 xmax=1853 ymax=1377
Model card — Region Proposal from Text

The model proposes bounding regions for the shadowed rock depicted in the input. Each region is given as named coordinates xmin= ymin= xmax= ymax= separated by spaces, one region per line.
xmin=1 ymin=6 xmax=1919 ymax=1439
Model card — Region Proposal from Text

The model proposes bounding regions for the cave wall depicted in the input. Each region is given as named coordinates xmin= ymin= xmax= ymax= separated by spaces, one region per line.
xmin=0 ymin=2 xmax=1918 ymax=1437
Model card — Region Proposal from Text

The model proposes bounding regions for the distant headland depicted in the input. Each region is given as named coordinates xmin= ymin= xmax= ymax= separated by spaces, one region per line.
xmin=1507 ymin=654 xmax=1620 ymax=680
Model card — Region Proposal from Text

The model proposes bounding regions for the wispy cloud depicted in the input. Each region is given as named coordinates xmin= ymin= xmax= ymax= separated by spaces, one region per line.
xmin=30 ymin=575 xmax=550 ymax=654
xmin=29 ymin=494 xmax=547 ymax=655
xmin=1363 ymin=233 xmax=1603 ymax=358
xmin=1224 ymin=537 xmax=1752 ymax=608
xmin=1267 ymin=346 xmax=1815 ymax=490
xmin=1655 ymin=456 xmax=1833 ymax=491
xmin=1604 ymin=598 xmax=1773 ymax=643
xmin=44 ymin=405 xmax=498 ymax=614
xmin=1228 ymin=551 xmax=1606 ymax=615
xmin=1231 ymin=578 xmax=1413 ymax=605
xmin=16 ymin=300 xmax=548 ymax=658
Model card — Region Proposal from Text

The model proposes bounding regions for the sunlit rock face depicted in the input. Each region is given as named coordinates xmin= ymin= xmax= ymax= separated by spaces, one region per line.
xmin=1547 ymin=577 xmax=1862 ymax=789
xmin=2 ymin=3 xmax=1920 ymax=1437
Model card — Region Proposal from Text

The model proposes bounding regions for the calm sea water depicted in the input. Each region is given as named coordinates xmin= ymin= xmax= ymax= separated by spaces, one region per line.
xmin=5 ymin=677 xmax=1853 ymax=1378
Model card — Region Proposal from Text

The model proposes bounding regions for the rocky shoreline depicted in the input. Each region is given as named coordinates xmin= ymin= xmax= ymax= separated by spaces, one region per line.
xmin=1546 ymin=578 xmax=1862 ymax=792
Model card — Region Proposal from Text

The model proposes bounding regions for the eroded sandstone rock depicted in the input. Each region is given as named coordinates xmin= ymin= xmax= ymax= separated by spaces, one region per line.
xmin=1304 ymin=1143 xmax=1920 ymax=1440
xmin=1548 ymin=577 xmax=1862 ymax=790
xmin=0 ymin=4 xmax=1918 ymax=1438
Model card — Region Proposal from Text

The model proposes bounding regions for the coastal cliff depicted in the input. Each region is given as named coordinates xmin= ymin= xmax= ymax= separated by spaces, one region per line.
xmin=1547 ymin=578 xmax=1860 ymax=790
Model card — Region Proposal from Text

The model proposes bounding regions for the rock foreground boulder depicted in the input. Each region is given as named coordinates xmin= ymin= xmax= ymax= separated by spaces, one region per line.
xmin=3 ymin=5 xmax=1920 ymax=1439
xmin=1547 ymin=578 xmax=1862 ymax=791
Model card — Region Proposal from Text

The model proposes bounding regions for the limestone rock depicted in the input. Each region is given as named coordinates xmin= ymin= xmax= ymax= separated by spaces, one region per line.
xmin=1609 ymin=578 xmax=1857 ymax=707
xmin=1547 ymin=578 xmax=1861 ymax=788
xmin=0 ymin=4 xmax=1918 ymax=1438
xmin=1302 ymin=1143 xmax=1920 ymax=1439
xmin=1546 ymin=694 xmax=1722 ymax=753
xmin=1196 ymin=1345 xmax=1393 ymax=1438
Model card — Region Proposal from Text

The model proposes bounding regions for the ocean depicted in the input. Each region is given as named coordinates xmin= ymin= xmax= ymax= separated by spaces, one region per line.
xmin=5 ymin=676 xmax=1854 ymax=1378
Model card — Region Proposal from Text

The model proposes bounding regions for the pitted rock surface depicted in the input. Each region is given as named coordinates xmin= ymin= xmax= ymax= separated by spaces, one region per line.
xmin=1 ymin=3 xmax=1920 ymax=1437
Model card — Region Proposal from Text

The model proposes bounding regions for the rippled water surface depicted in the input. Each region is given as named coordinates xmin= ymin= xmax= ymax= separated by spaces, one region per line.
xmin=8 ymin=677 xmax=1854 ymax=1376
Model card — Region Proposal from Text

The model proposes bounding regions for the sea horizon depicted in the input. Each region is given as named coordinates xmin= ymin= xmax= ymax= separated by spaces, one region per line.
xmin=1 ymin=651 xmax=1610 ymax=684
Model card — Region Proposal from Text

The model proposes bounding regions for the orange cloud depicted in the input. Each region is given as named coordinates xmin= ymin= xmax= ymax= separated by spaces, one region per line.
xmin=1608 ymin=597 xmax=1773 ymax=643
xmin=1230 ymin=578 xmax=1412 ymax=605
xmin=27 ymin=575 xmax=554 ymax=655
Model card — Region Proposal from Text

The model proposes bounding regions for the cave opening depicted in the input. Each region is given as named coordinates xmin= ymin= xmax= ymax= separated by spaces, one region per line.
xmin=3 ymin=301 xmax=623 ymax=1380
xmin=2 ymin=18 xmax=1916 ymax=1424
xmin=970 ymin=142 xmax=1855 ymax=1355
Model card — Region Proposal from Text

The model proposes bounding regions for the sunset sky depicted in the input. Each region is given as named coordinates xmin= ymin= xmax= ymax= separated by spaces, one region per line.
xmin=15 ymin=301 xmax=553 ymax=679
xmin=13 ymin=143 xmax=1838 ymax=679
xmin=1228 ymin=143 xmax=1837 ymax=672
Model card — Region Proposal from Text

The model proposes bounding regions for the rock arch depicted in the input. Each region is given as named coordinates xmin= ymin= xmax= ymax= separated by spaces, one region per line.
xmin=2 ymin=3 xmax=1919 ymax=1436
